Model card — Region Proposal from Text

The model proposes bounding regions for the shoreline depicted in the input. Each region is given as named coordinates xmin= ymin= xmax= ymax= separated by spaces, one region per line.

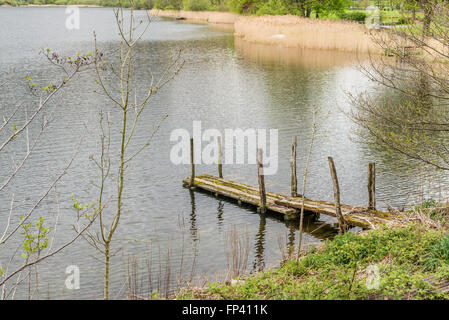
xmin=0 ymin=4 xmax=102 ymax=7
xmin=150 ymin=9 xmax=382 ymax=53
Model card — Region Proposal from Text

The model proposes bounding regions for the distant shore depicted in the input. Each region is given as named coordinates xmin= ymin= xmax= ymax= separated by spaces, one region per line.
xmin=150 ymin=9 xmax=381 ymax=53
xmin=0 ymin=3 xmax=102 ymax=7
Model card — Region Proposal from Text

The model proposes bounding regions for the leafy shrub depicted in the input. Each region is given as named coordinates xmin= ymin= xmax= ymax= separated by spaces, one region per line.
xmin=255 ymin=0 xmax=289 ymax=16
xmin=153 ymin=0 xmax=165 ymax=8
xmin=425 ymin=234 xmax=449 ymax=271
xmin=182 ymin=0 xmax=210 ymax=11
xmin=338 ymin=11 xmax=366 ymax=22
xmin=102 ymin=0 xmax=119 ymax=6
xmin=134 ymin=0 xmax=151 ymax=9
xmin=228 ymin=0 xmax=257 ymax=13
xmin=397 ymin=16 xmax=410 ymax=25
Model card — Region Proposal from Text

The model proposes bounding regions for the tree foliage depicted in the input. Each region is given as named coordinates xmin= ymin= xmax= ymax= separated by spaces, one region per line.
xmin=349 ymin=2 xmax=449 ymax=171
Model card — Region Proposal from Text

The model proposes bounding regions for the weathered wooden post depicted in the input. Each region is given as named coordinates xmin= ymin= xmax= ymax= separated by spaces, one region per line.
xmin=328 ymin=156 xmax=346 ymax=233
xmin=290 ymin=136 xmax=297 ymax=197
xmin=368 ymin=162 xmax=376 ymax=210
xmin=190 ymin=138 xmax=195 ymax=189
xmin=217 ymin=136 xmax=223 ymax=179
xmin=257 ymin=148 xmax=267 ymax=214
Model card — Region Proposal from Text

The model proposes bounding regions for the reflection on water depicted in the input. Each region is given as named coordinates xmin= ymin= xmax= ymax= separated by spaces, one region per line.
xmin=252 ymin=214 xmax=266 ymax=272
xmin=189 ymin=190 xmax=199 ymax=242
xmin=217 ymin=200 xmax=224 ymax=230
xmin=235 ymin=37 xmax=369 ymax=69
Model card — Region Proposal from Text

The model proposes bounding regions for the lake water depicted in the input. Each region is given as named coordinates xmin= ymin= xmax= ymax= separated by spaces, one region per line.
xmin=0 ymin=7 xmax=446 ymax=299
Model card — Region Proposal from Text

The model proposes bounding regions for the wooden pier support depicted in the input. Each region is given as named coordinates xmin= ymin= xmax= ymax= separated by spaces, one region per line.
xmin=328 ymin=157 xmax=347 ymax=233
xmin=257 ymin=148 xmax=267 ymax=214
xmin=217 ymin=136 xmax=223 ymax=179
xmin=290 ymin=136 xmax=297 ymax=197
xmin=190 ymin=138 xmax=195 ymax=189
xmin=368 ymin=163 xmax=376 ymax=210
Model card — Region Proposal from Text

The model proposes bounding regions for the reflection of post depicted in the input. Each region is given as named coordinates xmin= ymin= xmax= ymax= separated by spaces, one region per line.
xmin=288 ymin=224 xmax=295 ymax=256
xmin=252 ymin=214 xmax=266 ymax=272
xmin=190 ymin=138 xmax=195 ymax=189
xmin=189 ymin=189 xmax=198 ymax=240
xmin=217 ymin=200 xmax=224 ymax=230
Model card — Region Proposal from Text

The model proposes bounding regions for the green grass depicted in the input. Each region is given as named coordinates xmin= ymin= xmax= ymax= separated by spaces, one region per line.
xmin=177 ymin=224 xmax=449 ymax=300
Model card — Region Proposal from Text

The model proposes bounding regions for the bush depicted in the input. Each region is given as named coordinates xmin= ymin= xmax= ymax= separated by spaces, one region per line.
xmin=228 ymin=0 xmax=257 ymax=13
xmin=255 ymin=0 xmax=289 ymax=16
xmin=153 ymin=0 xmax=165 ymax=8
xmin=182 ymin=0 xmax=210 ymax=11
xmin=134 ymin=0 xmax=150 ymax=9
xmin=102 ymin=0 xmax=119 ymax=6
xmin=338 ymin=11 xmax=366 ymax=22
xmin=397 ymin=16 xmax=410 ymax=25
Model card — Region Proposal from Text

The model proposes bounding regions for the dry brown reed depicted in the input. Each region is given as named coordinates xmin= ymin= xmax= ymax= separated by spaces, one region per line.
xmin=224 ymin=226 xmax=250 ymax=283
xmin=151 ymin=10 xmax=382 ymax=53
xmin=234 ymin=15 xmax=382 ymax=53
xmin=125 ymin=215 xmax=199 ymax=300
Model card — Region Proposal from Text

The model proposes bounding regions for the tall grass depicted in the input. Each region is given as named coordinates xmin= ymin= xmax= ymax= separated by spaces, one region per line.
xmin=234 ymin=15 xmax=382 ymax=53
xmin=224 ymin=226 xmax=250 ymax=282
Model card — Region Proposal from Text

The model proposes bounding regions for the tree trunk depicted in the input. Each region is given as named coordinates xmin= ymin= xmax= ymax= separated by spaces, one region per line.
xmin=104 ymin=242 xmax=110 ymax=300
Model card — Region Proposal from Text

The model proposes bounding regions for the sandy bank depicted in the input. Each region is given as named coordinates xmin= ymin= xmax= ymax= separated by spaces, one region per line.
xmin=150 ymin=9 xmax=238 ymax=24
xmin=150 ymin=10 xmax=381 ymax=54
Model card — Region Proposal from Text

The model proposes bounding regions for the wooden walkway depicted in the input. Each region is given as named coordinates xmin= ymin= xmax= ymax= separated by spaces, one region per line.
xmin=183 ymin=174 xmax=402 ymax=229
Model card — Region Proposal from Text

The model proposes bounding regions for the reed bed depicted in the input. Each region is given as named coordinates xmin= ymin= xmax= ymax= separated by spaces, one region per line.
xmin=234 ymin=15 xmax=382 ymax=53
xmin=151 ymin=10 xmax=382 ymax=53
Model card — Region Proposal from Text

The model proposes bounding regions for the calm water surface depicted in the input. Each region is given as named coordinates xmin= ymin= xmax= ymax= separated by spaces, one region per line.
xmin=0 ymin=7 xmax=446 ymax=299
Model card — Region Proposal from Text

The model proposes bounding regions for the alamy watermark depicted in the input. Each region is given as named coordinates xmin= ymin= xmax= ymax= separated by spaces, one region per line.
xmin=65 ymin=6 xmax=80 ymax=30
xmin=365 ymin=264 xmax=380 ymax=289
xmin=170 ymin=121 xmax=279 ymax=175
xmin=365 ymin=6 xmax=381 ymax=30
xmin=65 ymin=265 xmax=80 ymax=290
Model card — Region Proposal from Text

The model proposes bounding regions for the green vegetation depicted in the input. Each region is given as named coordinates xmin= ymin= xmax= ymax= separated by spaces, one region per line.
xmin=177 ymin=221 xmax=449 ymax=299
xmin=0 ymin=0 xmax=427 ymax=25
xmin=1 ymin=0 xmax=152 ymax=9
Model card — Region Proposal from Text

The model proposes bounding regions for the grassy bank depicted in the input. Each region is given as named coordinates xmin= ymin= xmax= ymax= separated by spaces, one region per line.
xmin=177 ymin=224 xmax=449 ymax=300
xmin=176 ymin=201 xmax=449 ymax=300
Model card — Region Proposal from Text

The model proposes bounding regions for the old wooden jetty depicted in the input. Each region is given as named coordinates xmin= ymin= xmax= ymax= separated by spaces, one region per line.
xmin=183 ymin=174 xmax=399 ymax=230
xmin=182 ymin=137 xmax=405 ymax=230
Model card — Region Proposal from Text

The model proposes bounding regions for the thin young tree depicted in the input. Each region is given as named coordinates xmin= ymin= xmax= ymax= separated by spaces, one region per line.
xmin=296 ymin=105 xmax=320 ymax=261
xmin=79 ymin=6 xmax=183 ymax=299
